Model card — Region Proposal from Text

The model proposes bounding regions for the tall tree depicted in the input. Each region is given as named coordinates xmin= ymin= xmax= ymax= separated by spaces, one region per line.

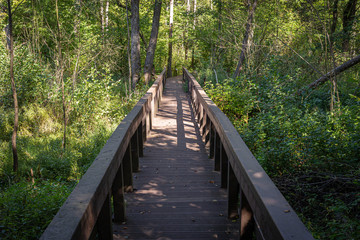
xmin=55 ymin=0 xmax=67 ymax=151
xmin=167 ymin=0 xmax=174 ymax=77
xmin=131 ymin=0 xmax=141 ymax=89
xmin=184 ymin=0 xmax=190 ymax=61
xmin=190 ymin=0 xmax=196 ymax=68
xmin=342 ymin=0 xmax=357 ymax=52
xmin=6 ymin=0 xmax=18 ymax=171
xmin=233 ymin=0 xmax=257 ymax=79
xmin=144 ymin=0 xmax=162 ymax=85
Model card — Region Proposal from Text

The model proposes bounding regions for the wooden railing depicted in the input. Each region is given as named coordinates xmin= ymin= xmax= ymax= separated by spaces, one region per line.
xmin=40 ymin=69 xmax=166 ymax=240
xmin=183 ymin=68 xmax=314 ymax=240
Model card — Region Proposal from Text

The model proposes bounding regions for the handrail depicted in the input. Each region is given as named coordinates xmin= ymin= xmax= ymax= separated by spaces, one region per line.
xmin=40 ymin=69 xmax=166 ymax=240
xmin=183 ymin=68 xmax=314 ymax=240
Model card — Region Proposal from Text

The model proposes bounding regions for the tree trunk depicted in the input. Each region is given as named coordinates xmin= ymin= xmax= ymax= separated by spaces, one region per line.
xmin=131 ymin=0 xmax=141 ymax=89
xmin=167 ymin=0 xmax=174 ymax=78
xmin=72 ymin=0 xmax=82 ymax=89
xmin=7 ymin=0 xmax=19 ymax=172
xmin=330 ymin=0 xmax=339 ymax=36
xmin=144 ymin=0 xmax=162 ymax=85
xmin=126 ymin=0 xmax=132 ymax=94
xmin=191 ymin=0 xmax=197 ymax=68
xmin=105 ymin=1 xmax=109 ymax=31
xmin=306 ymin=54 xmax=360 ymax=90
xmin=55 ymin=0 xmax=66 ymax=151
xmin=184 ymin=0 xmax=190 ymax=61
xmin=233 ymin=0 xmax=257 ymax=79
xmin=342 ymin=0 xmax=357 ymax=52
xmin=101 ymin=0 xmax=104 ymax=35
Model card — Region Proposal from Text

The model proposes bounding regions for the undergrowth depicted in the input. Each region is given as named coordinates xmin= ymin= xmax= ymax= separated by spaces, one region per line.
xmin=200 ymin=58 xmax=360 ymax=240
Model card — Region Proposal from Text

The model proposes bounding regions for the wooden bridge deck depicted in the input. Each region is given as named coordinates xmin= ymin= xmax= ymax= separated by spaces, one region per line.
xmin=113 ymin=76 xmax=239 ymax=239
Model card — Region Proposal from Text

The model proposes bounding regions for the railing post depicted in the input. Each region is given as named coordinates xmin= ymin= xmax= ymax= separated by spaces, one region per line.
xmin=112 ymin=163 xmax=125 ymax=223
xmin=220 ymin=142 xmax=228 ymax=189
xmin=209 ymin=122 xmax=215 ymax=158
xmin=96 ymin=193 xmax=113 ymax=240
xmin=204 ymin=116 xmax=210 ymax=147
xmin=154 ymin=93 xmax=159 ymax=114
xmin=201 ymin=111 xmax=207 ymax=139
xmin=151 ymin=95 xmax=155 ymax=129
xmin=199 ymin=104 xmax=204 ymax=127
xmin=131 ymin=131 xmax=139 ymax=172
xmin=146 ymin=109 xmax=151 ymax=134
xmin=123 ymin=144 xmax=133 ymax=192
xmin=142 ymin=116 xmax=147 ymax=142
xmin=240 ymin=190 xmax=255 ymax=239
xmin=228 ymin=162 xmax=239 ymax=220
xmin=214 ymin=131 xmax=221 ymax=171
xmin=138 ymin=123 xmax=144 ymax=157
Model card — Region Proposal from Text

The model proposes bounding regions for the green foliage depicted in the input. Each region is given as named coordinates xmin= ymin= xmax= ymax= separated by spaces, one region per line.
xmin=0 ymin=181 xmax=74 ymax=240
xmin=203 ymin=56 xmax=360 ymax=239
xmin=204 ymin=75 xmax=257 ymax=124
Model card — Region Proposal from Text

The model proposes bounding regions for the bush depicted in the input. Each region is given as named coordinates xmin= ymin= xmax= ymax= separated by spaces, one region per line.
xmin=204 ymin=76 xmax=257 ymax=124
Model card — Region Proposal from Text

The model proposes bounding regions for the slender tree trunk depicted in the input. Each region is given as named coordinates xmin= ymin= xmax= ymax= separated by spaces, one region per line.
xmin=233 ymin=0 xmax=257 ymax=79
xmin=342 ymin=0 xmax=357 ymax=52
xmin=55 ymin=0 xmax=66 ymax=151
xmin=167 ymin=0 xmax=174 ymax=78
xmin=105 ymin=1 xmax=109 ymax=30
xmin=131 ymin=0 xmax=141 ymax=89
xmin=329 ymin=0 xmax=340 ymax=112
xmin=191 ymin=0 xmax=197 ymax=68
xmin=330 ymin=0 xmax=339 ymax=36
xmin=184 ymin=0 xmax=190 ymax=61
xmin=101 ymin=0 xmax=104 ymax=34
xmin=7 ymin=0 xmax=18 ymax=172
xmin=144 ymin=0 xmax=162 ymax=85
xmin=125 ymin=0 xmax=132 ymax=94
xmin=72 ymin=0 xmax=82 ymax=89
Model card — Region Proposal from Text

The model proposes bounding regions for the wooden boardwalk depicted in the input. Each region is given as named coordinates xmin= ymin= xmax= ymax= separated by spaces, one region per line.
xmin=113 ymin=76 xmax=239 ymax=240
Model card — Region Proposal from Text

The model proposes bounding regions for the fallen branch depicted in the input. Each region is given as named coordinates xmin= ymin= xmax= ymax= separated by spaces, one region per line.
xmin=306 ymin=54 xmax=360 ymax=90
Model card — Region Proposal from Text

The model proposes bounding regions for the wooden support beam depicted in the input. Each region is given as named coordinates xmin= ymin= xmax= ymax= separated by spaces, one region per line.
xmin=228 ymin=163 xmax=239 ymax=220
xmin=96 ymin=194 xmax=113 ymax=240
xmin=123 ymin=144 xmax=133 ymax=192
xmin=220 ymin=142 xmax=228 ymax=189
xmin=204 ymin=116 xmax=210 ymax=147
xmin=137 ymin=123 xmax=144 ymax=157
xmin=209 ymin=122 xmax=215 ymax=158
xmin=112 ymin=164 xmax=125 ymax=223
xmin=131 ymin=131 xmax=139 ymax=172
xmin=214 ymin=130 xmax=221 ymax=171
xmin=240 ymin=189 xmax=255 ymax=239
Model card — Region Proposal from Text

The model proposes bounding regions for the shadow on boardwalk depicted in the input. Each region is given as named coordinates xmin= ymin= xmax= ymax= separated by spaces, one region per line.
xmin=113 ymin=76 xmax=239 ymax=240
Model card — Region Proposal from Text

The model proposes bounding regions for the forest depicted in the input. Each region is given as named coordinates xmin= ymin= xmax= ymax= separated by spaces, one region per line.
xmin=0 ymin=0 xmax=359 ymax=239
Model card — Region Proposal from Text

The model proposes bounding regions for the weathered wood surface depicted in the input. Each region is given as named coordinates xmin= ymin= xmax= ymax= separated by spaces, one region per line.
xmin=183 ymin=68 xmax=314 ymax=240
xmin=113 ymin=76 xmax=239 ymax=240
